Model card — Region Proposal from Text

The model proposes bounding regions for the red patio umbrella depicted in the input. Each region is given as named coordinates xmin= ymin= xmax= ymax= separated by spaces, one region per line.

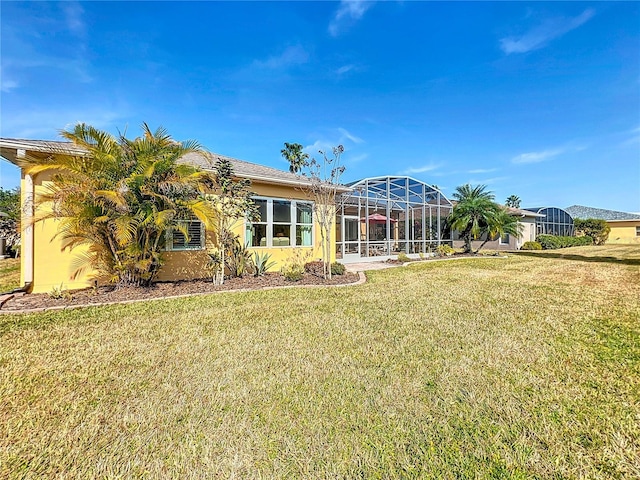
xmin=361 ymin=213 xmax=398 ymax=223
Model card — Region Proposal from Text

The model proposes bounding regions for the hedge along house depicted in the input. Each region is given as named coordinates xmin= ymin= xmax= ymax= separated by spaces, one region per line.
xmin=335 ymin=176 xmax=453 ymax=261
xmin=566 ymin=205 xmax=640 ymax=244
xmin=0 ymin=138 xmax=349 ymax=294
xmin=450 ymin=206 xmax=544 ymax=251
xmin=522 ymin=206 xmax=575 ymax=237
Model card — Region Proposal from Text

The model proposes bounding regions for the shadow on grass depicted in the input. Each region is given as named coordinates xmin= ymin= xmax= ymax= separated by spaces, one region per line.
xmin=512 ymin=251 xmax=640 ymax=266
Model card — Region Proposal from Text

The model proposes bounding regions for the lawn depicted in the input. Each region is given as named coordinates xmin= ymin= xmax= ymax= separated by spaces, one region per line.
xmin=0 ymin=257 xmax=20 ymax=292
xmin=1 ymin=245 xmax=639 ymax=478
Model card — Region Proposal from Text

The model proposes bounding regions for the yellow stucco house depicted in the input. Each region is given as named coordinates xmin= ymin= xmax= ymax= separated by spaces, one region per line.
xmin=0 ymin=138 xmax=349 ymax=294
xmin=566 ymin=205 xmax=640 ymax=245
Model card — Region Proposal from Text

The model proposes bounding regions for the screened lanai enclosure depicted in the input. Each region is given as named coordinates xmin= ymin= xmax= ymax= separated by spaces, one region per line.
xmin=336 ymin=176 xmax=453 ymax=262
xmin=523 ymin=207 xmax=575 ymax=237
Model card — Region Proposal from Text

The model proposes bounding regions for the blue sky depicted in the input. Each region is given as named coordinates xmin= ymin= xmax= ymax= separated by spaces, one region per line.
xmin=1 ymin=1 xmax=639 ymax=212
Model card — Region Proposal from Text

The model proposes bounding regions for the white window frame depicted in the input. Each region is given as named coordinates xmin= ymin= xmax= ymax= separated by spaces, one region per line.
xmin=246 ymin=196 xmax=314 ymax=248
xmin=166 ymin=220 xmax=206 ymax=251
xmin=499 ymin=233 xmax=510 ymax=245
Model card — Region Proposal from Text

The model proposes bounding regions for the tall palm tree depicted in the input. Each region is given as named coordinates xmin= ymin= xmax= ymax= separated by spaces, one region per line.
xmin=447 ymin=184 xmax=499 ymax=253
xmin=281 ymin=142 xmax=309 ymax=174
xmin=24 ymin=123 xmax=217 ymax=287
xmin=505 ymin=194 xmax=521 ymax=208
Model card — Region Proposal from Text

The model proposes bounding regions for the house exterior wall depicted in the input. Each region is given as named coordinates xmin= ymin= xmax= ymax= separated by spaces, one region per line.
xmin=607 ymin=221 xmax=640 ymax=244
xmin=22 ymin=171 xmax=100 ymax=294
xmin=24 ymin=173 xmax=336 ymax=293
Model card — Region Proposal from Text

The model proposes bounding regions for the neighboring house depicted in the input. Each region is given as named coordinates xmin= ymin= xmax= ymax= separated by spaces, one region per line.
xmin=522 ymin=206 xmax=575 ymax=237
xmin=451 ymin=207 xmax=544 ymax=251
xmin=566 ymin=205 xmax=640 ymax=245
xmin=0 ymin=138 xmax=350 ymax=294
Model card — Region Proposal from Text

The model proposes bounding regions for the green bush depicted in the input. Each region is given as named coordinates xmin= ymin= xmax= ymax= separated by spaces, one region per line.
xmin=574 ymin=218 xmax=611 ymax=245
xmin=536 ymin=234 xmax=593 ymax=250
xmin=521 ymin=241 xmax=542 ymax=250
xmin=282 ymin=263 xmax=304 ymax=281
xmin=397 ymin=252 xmax=410 ymax=262
xmin=436 ymin=244 xmax=455 ymax=256
xmin=330 ymin=262 xmax=346 ymax=276
xmin=281 ymin=250 xmax=311 ymax=281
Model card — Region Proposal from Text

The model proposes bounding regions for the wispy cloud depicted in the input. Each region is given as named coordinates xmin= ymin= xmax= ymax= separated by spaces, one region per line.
xmin=402 ymin=162 xmax=442 ymax=175
xmin=467 ymin=168 xmax=498 ymax=174
xmin=336 ymin=64 xmax=356 ymax=76
xmin=1 ymin=3 xmax=92 ymax=92
xmin=304 ymin=139 xmax=334 ymax=156
xmin=0 ymin=67 xmax=18 ymax=92
xmin=329 ymin=1 xmax=374 ymax=37
xmin=253 ymin=45 xmax=309 ymax=70
xmin=338 ymin=127 xmax=364 ymax=144
xmin=62 ymin=1 xmax=86 ymax=37
xmin=467 ymin=176 xmax=508 ymax=186
xmin=512 ymin=148 xmax=564 ymax=164
xmin=303 ymin=127 xmax=365 ymax=157
xmin=2 ymin=106 xmax=128 ymax=139
xmin=500 ymin=8 xmax=595 ymax=54
xmin=620 ymin=126 xmax=640 ymax=147
xmin=512 ymin=141 xmax=590 ymax=165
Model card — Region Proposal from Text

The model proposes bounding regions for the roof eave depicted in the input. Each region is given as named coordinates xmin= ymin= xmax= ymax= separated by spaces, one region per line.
xmin=0 ymin=139 xmax=86 ymax=164
xmin=242 ymin=172 xmax=352 ymax=193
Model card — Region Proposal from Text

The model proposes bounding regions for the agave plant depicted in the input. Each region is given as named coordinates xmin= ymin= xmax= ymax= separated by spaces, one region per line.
xmin=253 ymin=251 xmax=277 ymax=277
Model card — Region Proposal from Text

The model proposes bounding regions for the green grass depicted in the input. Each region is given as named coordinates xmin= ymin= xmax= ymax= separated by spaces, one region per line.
xmin=0 ymin=258 xmax=20 ymax=292
xmin=1 ymin=245 xmax=639 ymax=478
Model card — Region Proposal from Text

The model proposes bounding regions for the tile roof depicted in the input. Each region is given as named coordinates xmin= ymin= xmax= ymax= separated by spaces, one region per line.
xmin=180 ymin=151 xmax=320 ymax=188
xmin=0 ymin=138 xmax=351 ymax=191
xmin=565 ymin=205 xmax=640 ymax=221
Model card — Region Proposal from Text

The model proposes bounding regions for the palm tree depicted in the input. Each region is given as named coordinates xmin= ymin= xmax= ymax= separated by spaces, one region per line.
xmin=447 ymin=184 xmax=499 ymax=253
xmin=505 ymin=194 xmax=521 ymax=208
xmin=24 ymin=123 xmax=217 ymax=287
xmin=474 ymin=207 xmax=523 ymax=253
xmin=281 ymin=142 xmax=309 ymax=174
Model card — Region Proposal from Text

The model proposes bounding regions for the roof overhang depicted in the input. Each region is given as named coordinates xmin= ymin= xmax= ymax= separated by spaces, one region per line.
xmin=0 ymin=137 xmax=352 ymax=193
xmin=0 ymin=138 xmax=86 ymax=164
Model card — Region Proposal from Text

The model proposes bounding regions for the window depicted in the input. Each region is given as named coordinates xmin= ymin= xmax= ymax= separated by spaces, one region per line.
xmin=246 ymin=197 xmax=313 ymax=247
xmin=167 ymin=220 xmax=205 ymax=251
xmin=500 ymin=233 xmax=510 ymax=245
xmin=636 ymin=226 xmax=640 ymax=237
xmin=296 ymin=202 xmax=313 ymax=246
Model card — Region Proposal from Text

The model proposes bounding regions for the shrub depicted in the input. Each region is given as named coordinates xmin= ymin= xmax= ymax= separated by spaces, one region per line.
xmin=282 ymin=250 xmax=311 ymax=281
xmin=436 ymin=244 xmax=455 ymax=256
xmin=282 ymin=263 xmax=304 ymax=281
xmin=48 ymin=283 xmax=71 ymax=300
xmin=521 ymin=241 xmax=542 ymax=251
xmin=536 ymin=234 xmax=593 ymax=250
xmin=330 ymin=262 xmax=346 ymax=275
xmin=397 ymin=252 xmax=410 ymax=262
xmin=574 ymin=218 xmax=611 ymax=245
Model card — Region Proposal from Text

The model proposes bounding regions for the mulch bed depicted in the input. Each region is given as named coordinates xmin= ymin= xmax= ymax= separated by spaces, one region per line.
xmin=0 ymin=272 xmax=361 ymax=313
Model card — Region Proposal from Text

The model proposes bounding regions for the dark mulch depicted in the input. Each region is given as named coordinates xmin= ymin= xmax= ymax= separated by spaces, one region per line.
xmin=0 ymin=272 xmax=360 ymax=312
